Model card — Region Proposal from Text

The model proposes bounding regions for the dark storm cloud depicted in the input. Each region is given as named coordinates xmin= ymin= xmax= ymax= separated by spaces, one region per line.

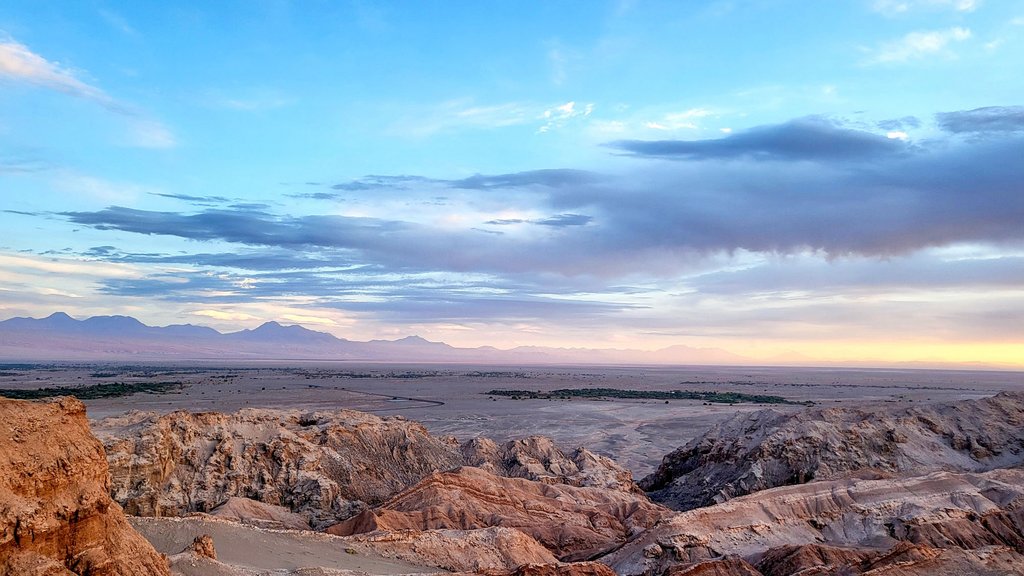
xmin=609 ymin=117 xmax=908 ymax=161
xmin=936 ymin=106 xmax=1024 ymax=134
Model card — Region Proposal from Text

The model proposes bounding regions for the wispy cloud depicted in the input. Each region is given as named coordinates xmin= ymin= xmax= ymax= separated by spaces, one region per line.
xmin=935 ymin=105 xmax=1024 ymax=133
xmin=871 ymin=0 xmax=980 ymax=16
xmin=537 ymin=101 xmax=594 ymax=133
xmin=866 ymin=27 xmax=972 ymax=64
xmin=1 ymin=36 xmax=178 ymax=148
xmin=393 ymin=99 xmax=594 ymax=137
xmin=127 ymin=119 xmax=177 ymax=148
xmin=645 ymin=108 xmax=714 ymax=131
xmin=0 ymin=38 xmax=128 ymax=113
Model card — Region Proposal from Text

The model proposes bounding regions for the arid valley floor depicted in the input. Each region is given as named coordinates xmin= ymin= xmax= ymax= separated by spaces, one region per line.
xmin=4 ymin=363 xmax=1024 ymax=575
xmin=4 ymin=363 xmax=1018 ymax=475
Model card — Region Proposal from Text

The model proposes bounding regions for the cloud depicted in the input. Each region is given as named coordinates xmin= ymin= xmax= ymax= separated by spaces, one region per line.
xmin=538 ymin=101 xmax=594 ymax=133
xmin=451 ymin=169 xmax=599 ymax=190
xmin=877 ymin=116 xmax=921 ymax=131
xmin=535 ymin=214 xmax=592 ymax=227
xmin=128 ymin=119 xmax=177 ymax=148
xmin=0 ymin=37 xmax=176 ymax=148
xmin=936 ymin=106 xmax=1024 ymax=133
xmin=151 ymin=192 xmax=232 ymax=205
xmin=867 ymin=27 xmax=972 ymax=64
xmin=645 ymin=108 xmax=714 ymax=131
xmin=0 ymin=38 xmax=127 ymax=113
xmin=56 ymin=108 xmax=1024 ymax=283
xmin=872 ymin=0 xmax=979 ymax=16
xmin=193 ymin=309 xmax=261 ymax=322
xmin=609 ymin=117 xmax=907 ymax=161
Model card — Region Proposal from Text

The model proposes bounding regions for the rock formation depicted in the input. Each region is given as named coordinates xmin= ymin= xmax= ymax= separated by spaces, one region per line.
xmin=603 ymin=466 xmax=1024 ymax=575
xmin=462 ymin=435 xmax=640 ymax=493
xmin=327 ymin=465 xmax=669 ymax=560
xmin=346 ymin=526 xmax=559 ymax=572
xmin=97 ymin=408 xmax=645 ymax=530
xmin=96 ymin=408 xmax=465 ymax=528
xmin=208 ymin=497 xmax=312 ymax=530
xmin=0 ymin=397 xmax=170 ymax=576
xmin=641 ymin=392 xmax=1024 ymax=510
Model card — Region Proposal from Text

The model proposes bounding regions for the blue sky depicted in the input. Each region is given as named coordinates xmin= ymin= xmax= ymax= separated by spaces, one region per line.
xmin=2 ymin=1 xmax=1023 ymax=365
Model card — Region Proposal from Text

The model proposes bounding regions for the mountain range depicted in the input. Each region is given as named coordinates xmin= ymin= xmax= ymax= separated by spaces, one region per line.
xmin=0 ymin=312 xmax=745 ymax=364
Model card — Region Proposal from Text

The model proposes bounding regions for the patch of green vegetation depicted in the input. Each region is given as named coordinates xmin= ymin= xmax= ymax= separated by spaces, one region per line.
xmin=0 ymin=381 xmax=184 ymax=400
xmin=484 ymin=387 xmax=811 ymax=405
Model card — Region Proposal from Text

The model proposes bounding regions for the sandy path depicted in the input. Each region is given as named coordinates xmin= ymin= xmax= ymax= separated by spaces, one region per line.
xmin=130 ymin=516 xmax=440 ymax=574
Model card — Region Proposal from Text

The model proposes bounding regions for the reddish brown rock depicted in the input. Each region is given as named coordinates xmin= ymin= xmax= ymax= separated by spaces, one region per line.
xmin=484 ymin=561 xmax=618 ymax=576
xmin=181 ymin=534 xmax=216 ymax=560
xmin=664 ymin=557 xmax=763 ymax=576
xmin=757 ymin=544 xmax=872 ymax=575
xmin=0 ymin=397 xmax=170 ymax=576
xmin=327 ymin=466 xmax=669 ymax=560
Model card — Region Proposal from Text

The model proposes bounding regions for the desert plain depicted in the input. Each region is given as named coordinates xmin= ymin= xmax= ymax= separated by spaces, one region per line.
xmin=2 ymin=362 xmax=1019 ymax=475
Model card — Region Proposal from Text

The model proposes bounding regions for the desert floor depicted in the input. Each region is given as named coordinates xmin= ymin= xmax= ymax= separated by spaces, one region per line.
xmin=2 ymin=363 xmax=1021 ymax=475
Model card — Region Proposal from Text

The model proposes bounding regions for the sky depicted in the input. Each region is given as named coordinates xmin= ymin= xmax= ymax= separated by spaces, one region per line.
xmin=1 ymin=1 xmax=1023 ymax=367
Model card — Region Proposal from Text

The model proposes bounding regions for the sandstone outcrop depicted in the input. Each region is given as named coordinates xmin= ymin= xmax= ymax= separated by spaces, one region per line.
xmin=641 ymin=392 xmax=1024 ymax=510
xmin=347 ymin=527 xmax=559 ymax=572
xmin=0 ymin=397 xmax=170 ymax=576
xmin=96 ymin=408 xmax=465 ymax=528
xmin=208 ymin=496 xmax=312 ymax=530
xmin=478 ymin=561 xmax=617 ymax=576
xmin=462 ymin=435 xmax=640 ymax=493
xmin=603 ymin=466 xmax=1024 ymax=575
xmin=328 ymin=465 xmax=669 ymax=560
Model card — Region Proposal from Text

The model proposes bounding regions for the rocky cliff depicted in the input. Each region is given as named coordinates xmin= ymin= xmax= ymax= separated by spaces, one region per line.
xmin=96 ymin=408 xmax=465 ymax=528
xmin=327 ymin=465 xmax=668 ymax=560
xmin=0 ymin=397 xmax=170 ymax=576
xmin=97 ymin=408 xmax=643 ymax=530
xmin=462 ymin=435 xmax=639 ymax=493
xmin=640 ymin=392 xmax=1024 ymax=510
xmin=604 ymin=466 xmax=1024 ymax=575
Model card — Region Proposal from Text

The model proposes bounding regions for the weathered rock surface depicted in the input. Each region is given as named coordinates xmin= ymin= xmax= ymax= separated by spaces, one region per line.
xmin=641 ymin=392 xmax=1024 ymax=510
xmin=347 ymin=527 xmax=559 ymax=572
xmin=327 ymin=465 xmax=669 ymax=560
xmin=463 ymin=435 xmax=640 ymax=493
xmin=96 ymin=408 xmax=465 ymax=528
xmin=603 ymin=466 xmax=1024 ymax=575
xmin=0 ymin=397 xmax=170 ymax=576
xmin=208 ymin=496 xmax=312 ymax=530
xmin=97 ymin=408 xmax=642 ymax=531
xmin=477 ymin=561 xmax=617 ymax=576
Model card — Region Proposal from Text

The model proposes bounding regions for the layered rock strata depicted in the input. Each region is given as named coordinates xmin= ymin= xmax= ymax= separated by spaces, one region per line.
xmin=327 ymin=465 xmax=669 ymax=560
xmin=0 ymin=397 xmax=170 ymax=576
xmin=96 ymin=408 xmax=465 ymax=528
xmin=603 ymin=467 xmax=1024 ymax=575
xmin=641 ymin=392 xmax=1024 ymax=510
xmin=98 ymin=408 xmax=644 ymax=530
